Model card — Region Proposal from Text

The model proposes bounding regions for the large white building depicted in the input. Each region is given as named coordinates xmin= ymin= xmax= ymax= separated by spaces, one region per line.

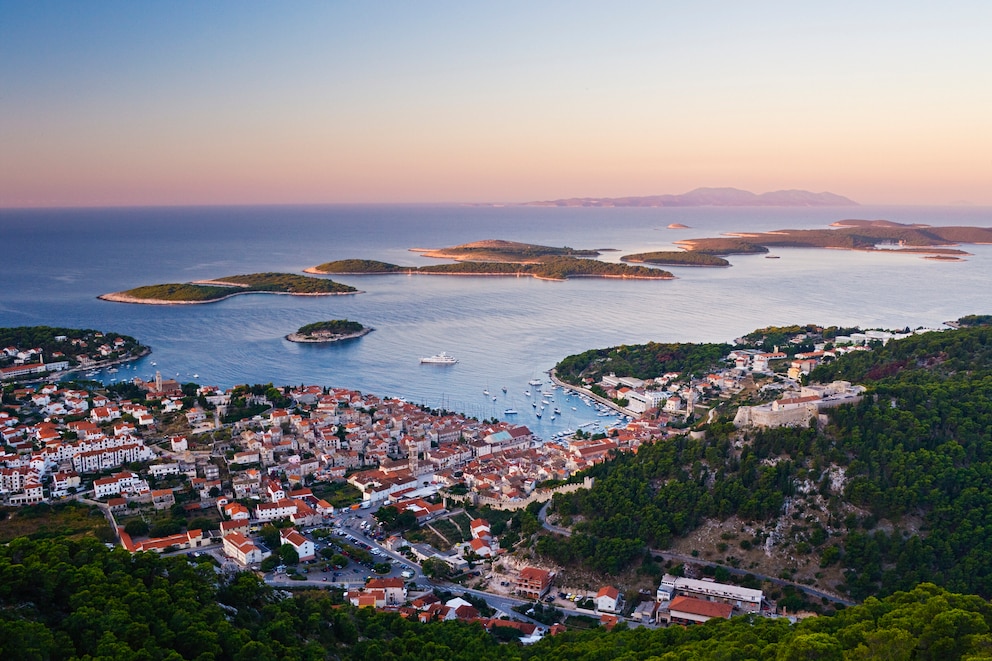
xmin=254 ymin=498 xmax=298 ymax=522
xmin=625 ymin=389 xmax=669 ymax=414
xmin=223 ymin=531 xmax=270 ymax=566
xmin=280 ymin=527 xmax=315 ymax=561
xmin=657 ymin=574 xmax=763 ymax=613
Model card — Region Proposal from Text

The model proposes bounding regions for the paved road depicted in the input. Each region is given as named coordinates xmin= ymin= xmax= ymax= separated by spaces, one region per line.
xmin=537 ymin=501 xmax=571 ymax=536
xmin=649 ymin=549 xmax=856 ymax=607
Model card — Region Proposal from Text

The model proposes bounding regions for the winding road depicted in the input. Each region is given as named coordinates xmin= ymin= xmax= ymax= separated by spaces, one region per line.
xmin=538 ymin=501 xmax=856 ymax=607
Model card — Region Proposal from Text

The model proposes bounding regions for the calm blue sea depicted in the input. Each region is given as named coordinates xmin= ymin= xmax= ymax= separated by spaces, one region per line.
xmin=2 ymin=204 xmax=990 ymax=435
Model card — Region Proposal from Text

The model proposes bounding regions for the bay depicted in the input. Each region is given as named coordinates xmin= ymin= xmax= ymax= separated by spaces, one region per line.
xmin=2 ymin=204 xmax=990 ymax=436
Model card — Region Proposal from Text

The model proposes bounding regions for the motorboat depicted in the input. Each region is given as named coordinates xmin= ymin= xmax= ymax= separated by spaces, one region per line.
xmin=504 ymin=408 xmax=518 ymax=415
xmin=420 ymin=352 xmax=458 ymax=365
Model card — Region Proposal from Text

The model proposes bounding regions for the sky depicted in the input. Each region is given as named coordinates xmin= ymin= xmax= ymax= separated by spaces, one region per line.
xmin=1 ymin=1 xmax=990 ymax=207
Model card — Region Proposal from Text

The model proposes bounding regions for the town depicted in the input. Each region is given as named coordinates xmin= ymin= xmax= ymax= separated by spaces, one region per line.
xmin=0 ymin=324 xmax=933 ymax=638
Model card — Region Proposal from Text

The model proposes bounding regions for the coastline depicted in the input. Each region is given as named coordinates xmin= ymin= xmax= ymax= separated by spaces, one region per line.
xmin=285 ymin=328 xmax=373 ymax=343
xmin=304 ymin=269 xmax=672 ymax=282
xmin=98 ymin=290 xmax=361 ymax=305
xmin=8 ymin=346 xmax=152 ymax=385
xmin=622 ymin=258 xmax=728 ymax=269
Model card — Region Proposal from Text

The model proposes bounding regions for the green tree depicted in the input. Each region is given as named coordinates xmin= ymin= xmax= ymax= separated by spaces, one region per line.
xmin=279 ymin=544 xmax=300 ymax=566
xmin=123 ymin=519 xmax=149 ymax=537
xmin=776 ymin=633 xmax=843 ymax=661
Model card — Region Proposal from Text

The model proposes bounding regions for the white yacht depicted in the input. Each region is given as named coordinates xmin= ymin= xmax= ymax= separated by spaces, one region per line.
xmin=420 ymin=352 xmax=458 ymax=365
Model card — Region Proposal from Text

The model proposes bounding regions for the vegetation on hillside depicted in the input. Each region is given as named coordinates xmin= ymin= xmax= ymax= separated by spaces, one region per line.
xmin=209 ymin=273 xmax=356 ymax=293
xmin=0 ymin=326 xmax=145 ymax=369
xmin=621 ymin=251 xmax=731 ymax=267
xmin=957 ymin=314 xmax=992 ymax=328
xmin=112 ymin=272 xmax=356 ymax=302
xmin=418 ymin=240 xmax=600 ymax=262
xmin=310 ymin=259 xmax=405 ymax=273
xmin=554 ymin=341 xmax=732 ymax=384
xmin=3 ymin=537 xmax=992 ymax=660
xmin=295 ymin=320 xmax=367 ymax=336
xmin=543 ymin=324 xmax=992 ymax=602
xmin=311 ymin=257 xmax=672 ymax=281
xmin=117 ymin=283 xmax=241 ymax=302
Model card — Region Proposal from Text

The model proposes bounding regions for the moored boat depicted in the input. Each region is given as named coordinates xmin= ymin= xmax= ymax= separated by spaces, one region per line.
xmin=420 ymin=352 xmax=458 ymax=365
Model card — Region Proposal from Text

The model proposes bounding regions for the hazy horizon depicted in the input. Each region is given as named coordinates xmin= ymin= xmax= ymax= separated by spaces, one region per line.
xmin=2 ymin=2 xmax=990 ymax=208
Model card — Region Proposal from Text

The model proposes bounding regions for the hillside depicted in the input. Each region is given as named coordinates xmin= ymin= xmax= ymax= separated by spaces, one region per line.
xmin=309 ymin=257 xmax=673 ymax=281
xmin=414 ymin=240 xmax=600 ymax=262
xmin=620 ymin=251 xmax=732 ymax=267
xmin=541 ymin=323 xmax=992 ymax=602
xmin=2 ymin=537 xmax=990 ymax=660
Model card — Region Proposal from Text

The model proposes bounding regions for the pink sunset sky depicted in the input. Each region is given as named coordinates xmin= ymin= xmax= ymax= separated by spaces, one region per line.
xmin=1 ymin=2 xmax=990 ymax=208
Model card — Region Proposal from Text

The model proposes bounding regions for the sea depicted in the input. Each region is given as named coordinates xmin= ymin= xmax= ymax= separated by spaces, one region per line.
xmin=2 ymin=204 xmax=990 ymax=437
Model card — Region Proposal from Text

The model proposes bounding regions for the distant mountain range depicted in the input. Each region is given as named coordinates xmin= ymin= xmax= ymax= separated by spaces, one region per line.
xmin=525 ymin=187 xmax=858 ymax=207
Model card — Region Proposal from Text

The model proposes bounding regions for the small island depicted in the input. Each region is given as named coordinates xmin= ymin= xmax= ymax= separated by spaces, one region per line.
xmin=309 ymin=240 xmax=674 ymax=281
xmin=621 ymin=251 xmax=730 ymax=267
xmin=286 ymin=320 xmax=372 ymax=343
xmin=411 ymin=239 xmax=600 ymax=262
xmin=100 ymin=272 xmax=359 ymax=305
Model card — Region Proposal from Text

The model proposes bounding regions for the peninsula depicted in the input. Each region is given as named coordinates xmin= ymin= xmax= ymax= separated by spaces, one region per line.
xmin=286 ymin=319 xmax=372 ymax=343
xmin=671 ymin=219 xmax=992 ymax=264
xmin=0 ymin=325 xmax=149 ymax=382
xmin=309 ymin=240 xmax=673 ymax=281
xmin=99 ymin=272 xmax=358 ymax=305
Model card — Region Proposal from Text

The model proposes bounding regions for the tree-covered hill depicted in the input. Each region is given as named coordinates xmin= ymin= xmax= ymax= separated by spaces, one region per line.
xmin=0 ymin=326 xmax=145 ymax=369
xmin=554 ymin=341 xmax=732 ymax=384
xmin=2 ymin=537 xmax=992 ymax=660
xmin=621 ymin=251 xmax=731 ymax=267
xmin=309 ymin=258 xmax=673 ymax=281
xmin=103 ymin=273 xmax=357 ymax=303
xmin=543 ymin=324 xmax=992 ymax=601
xmin=296 ymin=320 xmax=366 ymax=336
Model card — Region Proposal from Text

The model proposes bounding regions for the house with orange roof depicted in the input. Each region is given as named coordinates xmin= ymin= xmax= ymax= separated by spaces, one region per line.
xmin=121 ymin=529 xmax=205 ymax=554
xmin=515 ymin=567 xmax=553 ymax=599
xmin=222 ymin=531 xmax=269 ymax=566
xmin=595 ymin=585 xmax=622 ymax=613
xmin=279 ymin=527 xmax=315 ymax=561
xmin=151 ymin=488 xmax=176 ymax=510
xmin=466 ymin=536 xmax=493 ymax=558
xmin=365 ymin=577 xmax=407 ymax=605
xmin=660 ymin=595 xmax=734 ymax=625
xmin=219 ymin=519 xmax=249 ymax=537
xmin=255 ymin=498 xmax=297 ymax=522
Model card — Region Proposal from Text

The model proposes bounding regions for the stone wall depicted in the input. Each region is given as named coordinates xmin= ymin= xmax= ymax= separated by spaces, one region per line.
xmin=465 ymin=476 xmax=595 ymax=511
